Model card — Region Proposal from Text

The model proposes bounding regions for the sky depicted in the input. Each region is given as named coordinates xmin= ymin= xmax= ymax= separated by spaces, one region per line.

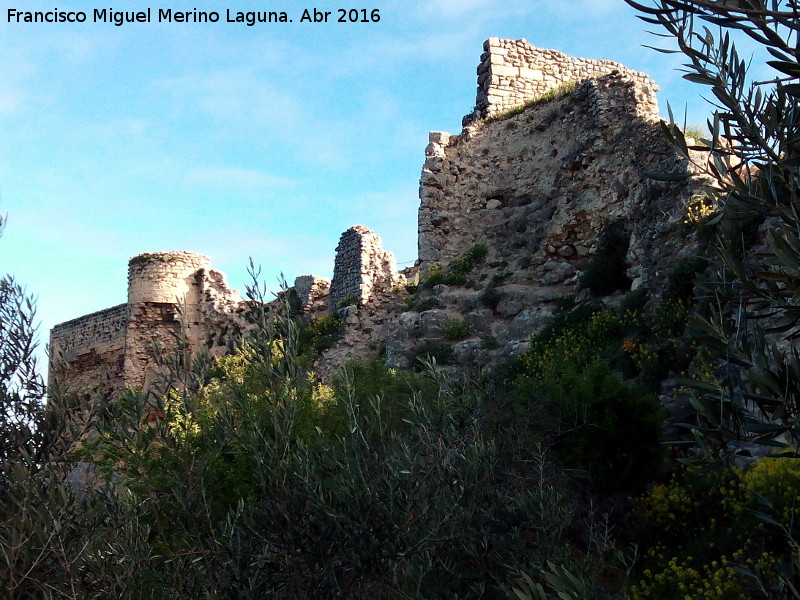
xmin=0 ymin=0 xmax=730 ymax=369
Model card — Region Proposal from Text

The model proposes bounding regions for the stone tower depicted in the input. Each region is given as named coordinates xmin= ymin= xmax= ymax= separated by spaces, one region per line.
xmin=123 ymin=251 xmax=211 ymax=391
xmin=329 ymin=225 xmax=402 ymax=309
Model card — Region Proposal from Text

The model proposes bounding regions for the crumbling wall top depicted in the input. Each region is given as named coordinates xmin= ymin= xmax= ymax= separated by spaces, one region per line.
xmin=463 ymin=37 xmax=658 ymax=125
xmin=127 ymin=251 xmax=210 ymax=305
xmin=329 ymin=225 xmax=401 ymax=309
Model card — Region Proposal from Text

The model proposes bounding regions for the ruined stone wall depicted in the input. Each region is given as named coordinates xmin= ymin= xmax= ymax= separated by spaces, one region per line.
xmin=463 ymin=37 xmax=658 ymax=125
xmin=420 ymin=71 xmax=668 ymax=269
xmin=329 ymin=225 xmax=403 ymax=309
xmin=51 ymin=39 xmax=702 ymax=394
xmin=49 ymin=304 xmax=128 ymax=399
xmin=127 ymin=251 xmax=211 ymax=305
xmin=419 ymin=70 xmax=699 ymax=297
xmin=49 ymin=251 xmax=249 ymax=399
xmin=294 ymin=275 xmax=332 ymax=313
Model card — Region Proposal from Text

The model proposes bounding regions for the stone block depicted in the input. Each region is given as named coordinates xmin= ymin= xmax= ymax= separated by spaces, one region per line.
xmin=518 ymin=67 xmax=544 ymax=81
xmin=491 ymin=64 xmax=518 ymax=78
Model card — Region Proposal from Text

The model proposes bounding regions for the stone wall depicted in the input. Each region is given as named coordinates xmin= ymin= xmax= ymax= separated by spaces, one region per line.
xmin=329 ymin=225 xmax=403 ymax=309
xmin=420 ymin=70 xmax=669 ymax=269
xmin=124 ymin=251 xmax=212 ymax=391
xmin=50 ymin=251 xmax=248 ymax=399
xmin=463 ymin=37 xmax=658 ymax=125
xmin=127 ymin=251 xmax=211 ymax=304
xmin=49 ymin=304 xmax=128 ymax=400
xmin=294 ymin=275 xmax=332 ymax=313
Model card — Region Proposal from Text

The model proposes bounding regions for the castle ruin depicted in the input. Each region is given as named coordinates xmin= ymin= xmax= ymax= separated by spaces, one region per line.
xmin=50 ymin=38 xmax=699 ymax=395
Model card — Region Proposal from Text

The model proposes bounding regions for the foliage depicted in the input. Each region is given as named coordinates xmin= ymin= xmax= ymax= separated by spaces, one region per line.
xmin=511 ymin=360 xmax=665 ymax=493
xmin=409 ymin=341 xmax=454 ymax=367
xmin=484 ymin=80 xmax=578 ymax=123
xmin=579 ymin=221 xmax=632 ymax=296
xmin=61 ymin=286 xmax=609 ymax=597
xmin=629 ymin=459 xmax=800 ymax=600
xmin=621 ymin=288 xmax=649 ymax=312
xmin=683 ymin=124 xmax=707 ymax=141
xmin=481 ymin=273 xmax=508 ymax=311
xmin=666 ymin=256 xmax=706 ymax=302
xmin=444 ymin=318 xmax=471 ymax=341
xmin=421 ymin=243 xmax=488 ymax=287
xmin=337 ymin=294 xmax=358 ymax=308
xmin=298 ymin=313 xmax=345 ymax=358
xmin=682 ymin=194 xmax=719 ymax=229
xmin=0 ymin=215 xmax=111 ymax=599
xmin=0 ymin=216 xmax=50 ymax=471
xmin=627 ymin=0 xmax=800 ymax=462
xmin=405 ymin=295 xmax=442 ymax=312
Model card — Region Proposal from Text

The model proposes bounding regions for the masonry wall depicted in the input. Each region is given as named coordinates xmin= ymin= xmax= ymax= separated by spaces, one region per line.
xmin=329 ymin=225 xmax=402 ymax=309
xmin=49 ymin=304 xmax=128 ymax=399
xmin=419 ymin=70 xmax=695 ymax=294
xmin=49 ymin=251 xmax=249 ymax=399
xmin=463 ymin=37 xmax=657 ymax=125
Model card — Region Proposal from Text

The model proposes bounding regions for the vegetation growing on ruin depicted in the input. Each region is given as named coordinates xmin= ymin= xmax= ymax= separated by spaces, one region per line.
xmin=483 ymin=80 xmax=578 ymax=123
xmin=579 ymin=220 xmax=632 ymax=295
xmin=421 ymin=243 xmax=488 ymax=287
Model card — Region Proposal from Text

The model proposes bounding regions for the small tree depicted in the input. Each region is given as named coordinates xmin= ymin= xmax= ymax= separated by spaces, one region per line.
xmin=627 ymin=0 xmax=800 ymax=461
xmin=0 ymin=214 xmax=50 ymax=471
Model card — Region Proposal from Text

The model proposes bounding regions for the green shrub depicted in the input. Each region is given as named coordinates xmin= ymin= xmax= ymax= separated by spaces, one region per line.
xmin=410 ymin=341 xmax=454 ymax=367
xmin=629 ymin=459 xmax=800 ymax=600
xmin=666 ymin=256 xmax=706 ymax=302
xmin=480 ymin=283 xmax=502 ymax=310
xmin=480 ymin=273 xmax=509 ymax=311
xmin=482 ymin=335 xmax=499 ymax=350
xmin=621 ymin=289 xmax=648 ymax=312
xmin=421 ymin=244 xmax=488 ymax=287
xmin=511 ymin=360 xmax=664 ymax=493
xmin=444 ymin=318 xmax=471 ymax=341
xmin=298 ymin=313 xmax=345 ymax=357
xmin=580 ymin=221 xmax=631 ymax=296
xmin=337 ymin=294 xmax=358 ymax=308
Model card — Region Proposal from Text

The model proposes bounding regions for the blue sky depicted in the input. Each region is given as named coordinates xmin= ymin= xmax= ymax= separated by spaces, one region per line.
xmin=0 ymin=0 xmax=717 ymax=366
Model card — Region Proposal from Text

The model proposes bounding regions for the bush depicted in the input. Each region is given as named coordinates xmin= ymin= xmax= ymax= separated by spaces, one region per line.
xmin=80 ymin=293 xmax=603 ymax=598
xmin=337 ymin=294 xmax=358 ymax=308
xmin=444 ymin=318 xmax=471 ymax=341
xmin=621 ymin=289 xmax=648 ymax=312
xmin=511 ymin=361 xmax=664 ymax=493
xmin=298 ymin=313 xmax=345 ymax=356
xmin=580 ymin=221 xmax=631 ymax=296
xmin=421 ymin=243 xmax=489 ymax=288
xmin=666 ymin=256 xmax=706 ymax=302
xmin=410 ymin=341 xmax=454 ymax=367
xmin=416 ymin=296 xmax=441 ymax=311
xmin=629 ymin=459 xmax=800 ymax=600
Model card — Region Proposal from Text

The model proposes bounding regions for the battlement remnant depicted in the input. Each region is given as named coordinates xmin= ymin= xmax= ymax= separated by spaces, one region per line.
xmin=294 ymin=275 xmax=332 ymax=313
xmin=127 ymin=251 xmax=211 ymax=305
xmin=463 ymin=37 xmax=658 ymax=125
xmin=329 ymin=225 xmax=403 ymax=309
